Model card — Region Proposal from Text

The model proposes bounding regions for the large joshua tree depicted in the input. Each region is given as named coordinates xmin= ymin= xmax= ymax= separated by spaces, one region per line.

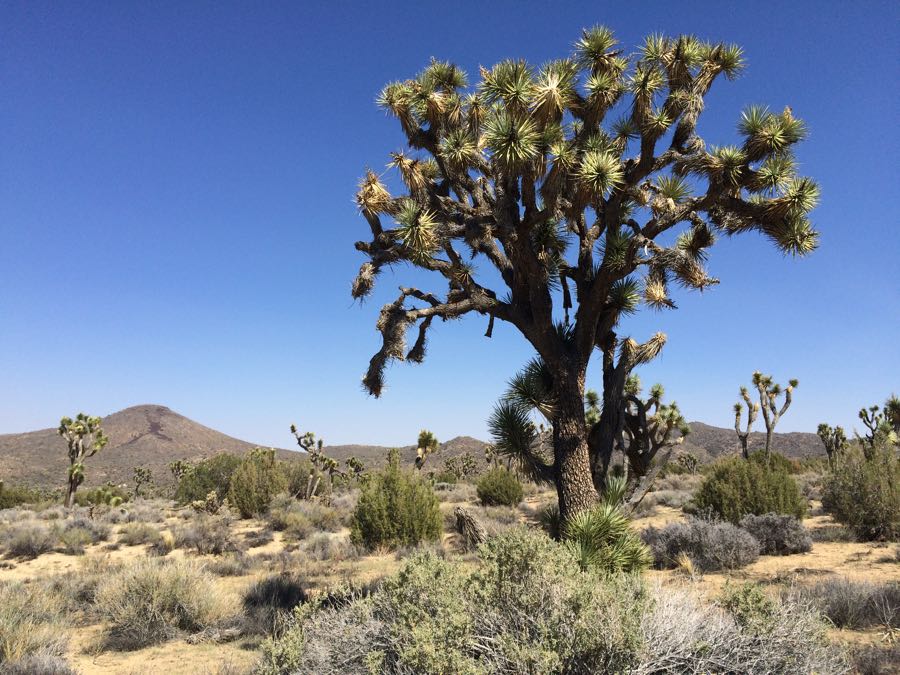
xmin=352 ymin=27 xmax=819 ymax=522
xmin=751 ymin=371 xmax=798 ymax=457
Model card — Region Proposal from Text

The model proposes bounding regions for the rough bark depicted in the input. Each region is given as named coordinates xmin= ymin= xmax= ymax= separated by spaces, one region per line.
xmin=552 ymin=370 xmax=598 ymax=522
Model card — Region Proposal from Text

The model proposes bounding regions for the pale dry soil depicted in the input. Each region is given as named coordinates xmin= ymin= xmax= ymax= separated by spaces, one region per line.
xmin=1 ymin=495 xmax=897 ymax=674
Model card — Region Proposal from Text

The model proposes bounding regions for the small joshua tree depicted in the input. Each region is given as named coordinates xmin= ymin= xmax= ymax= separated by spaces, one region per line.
xmin=132 ymin=466 xmax=152 ymax=498
xmin=733 ymin=386 xmax=760 ymax=459
xmin=751 ymin=372 xmax=797 ymax=458
xmin=290 ymin=424 xmax=344 ymax=498
xmin=816 ymin=423 xmax=848 ymax=467
xmin=620 ymin=377 xmax=689 ymax=487
xmin=351 ymin=27 xmax=820 ymax=522
xmin=59 ymin=413 xmax=108 ymax=508
xmin=169 ymin=459 xmax=192 ymax=482
xmin=415 ymin=430 xmax=439 ymax=470
xmin=346 ymin=456 xmax=367 ymax=482
xmin=443 ymin=452 xmax=477 ymax=480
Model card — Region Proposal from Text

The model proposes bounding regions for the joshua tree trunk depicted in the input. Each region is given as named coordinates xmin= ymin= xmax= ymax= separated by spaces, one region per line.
xmin=64 ymin=474 xmax=78 ymax=509
xmin=552 ymin=370 xmax=598 ymax=522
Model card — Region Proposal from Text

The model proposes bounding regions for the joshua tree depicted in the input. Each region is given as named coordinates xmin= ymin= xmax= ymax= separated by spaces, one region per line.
xmin=351 ymin=27 xmax=819 ymax=521
xmin=169 ymin=459 xmax=192 ymax=482
xmin=415 ymin=429 xmax=439 ymax=470
xmin=290 ymin=425 xmax=342 ymax=498
xmin=619 ymin=377 xmax=689 ymax=485
xmin=443 ymin=452 xmax=477 ymax=480
xmin=132 ymin=465 xmax=152 ymax=498
xmin=733 ymin=386 xmax=760 ymax=459
xmin=751 ymin=372 xmax=798 ymax=458
xmin=816 ymin=423 xmax=847 ymax=467
xmin=346 ymin=456 xmax=367 ymax=482
xmin=858 ymin=396 xmax=900 ymax=455
xmin=59 ymin=413 xmax=108 ymax=508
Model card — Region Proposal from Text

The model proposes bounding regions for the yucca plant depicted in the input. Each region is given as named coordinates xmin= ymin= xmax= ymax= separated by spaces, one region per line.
xmin=563 ymin=502 xmax=652 ymax=573
xmin=351 ymin=26 xmax=820 ymax=524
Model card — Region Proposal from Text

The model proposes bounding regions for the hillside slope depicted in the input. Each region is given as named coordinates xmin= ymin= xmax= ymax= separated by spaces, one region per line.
xmin=0 ymin=405 xmax=824 ymax=491
xmin=0 ymin=405 xmax=300 ymax=489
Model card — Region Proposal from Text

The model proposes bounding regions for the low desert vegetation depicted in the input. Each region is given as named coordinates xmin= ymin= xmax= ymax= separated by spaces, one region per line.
xmin=692 ymin=453 xmax=807 ymax=523
xmin=0 ymin=581 xmax=68 ymax=667
xmin=94 ymin=557 xmax=229 ymax=649
xmin=642 ymin=518 xmax=761 ymax=571
xmin=789 ymin=578 xmax=899 ymax=631
xmin=475 ymin=467 xmax=524 ymax=506
xmin=822 ymin=442 xmax=899 ymax=541
xmin=257 ymin=529 xmax=846 ymax=674
xmin=350 ymin=450 xmax=442 ymax=550
xmin=738 ymin=513 xmax=812 ymax=555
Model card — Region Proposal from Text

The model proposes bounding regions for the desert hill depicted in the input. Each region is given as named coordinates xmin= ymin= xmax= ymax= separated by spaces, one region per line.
xmin=0 ymin=404 xmax=825 ymax=491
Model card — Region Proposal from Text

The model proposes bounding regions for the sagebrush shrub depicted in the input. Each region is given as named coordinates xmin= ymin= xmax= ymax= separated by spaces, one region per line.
xmin=257 ymin=527 xmax=844 ymax=675
xmin=1 ymin=521 xmax=55 ymax=559
xmin=0 ymin=582 xmax=67 ymax=665
xmin=94 ymin=558 xmax=226 ymax=649
xmin=228 ymin=449 xmax=288 ymax=518
xmin=174 ymin=513 xmax=237 ymax=555
xmin=789 ymin=578 xmax=899 ymax=630
xmin=118 ymin=522 xmax=162 ymax=547
xmin=822 ymin=443 xmax=899 ymax=541
xmin=642 ymin=518 xmax=760 ymax=571
xmin=350 ymin=450 xmax=441 ymax=550
xmin=0 ymin=654 xmax=76 ymax=675
xmin=693 ymin=455 xmax=806 ymax=523
xmin=738 ymin=513 xmax=812 ymax=555
xmin=476 ymin=467 xmax=524 ymax=506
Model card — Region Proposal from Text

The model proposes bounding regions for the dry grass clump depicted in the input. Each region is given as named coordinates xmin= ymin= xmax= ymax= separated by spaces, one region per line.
xmin=0 ymin=654 xmax=77 ymax=674
xmin=849 ymin=642 xmax=900 ymax=675
xmin=174 ymin=512 xmax=239 ymax=555
xmin=118 ymin=521 xmax=163 ymax=546
xmin=207 ymin=552 xmax=253 ymax=577
xmin=267 ymin=494 xmax=343 ymax=540
xmin=302 ymin=533 xmax=361 ymax=562
xmin=788 ymin=578 xmax=899 ymax=630
xmin=1 ymin=520 xmax=56 ymax=559
xmin=0 ymin=582 xmax=68 ymax=667
xmin=244 ymin=528 xmax=275 ymax=549
xmin=434 ymin=482 xmax=477 ymax=504
xmin=57 ymin=515 xmax=110 ymax=554
xmin=41 ymin=557 xmax=121 ymax=615
xmin=94 ymin=557 xmax=229 ymax=649
xmin=122 ymin=499 xmax=168 ymax=524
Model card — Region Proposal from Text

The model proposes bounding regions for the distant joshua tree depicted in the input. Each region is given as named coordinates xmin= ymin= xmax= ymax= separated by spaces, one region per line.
xmin=59 ymin=413 xmax=108 ymax=508
xmin=733 ymin=386 xmax=760 ymax=459
xmin=415 ymin=430 xmax=440 ymax=470
xmin=858 ymin=395 xmax=900 ymax=456
xmin=290 ymin=424 xmax=343 ymax=498
xmin=750 ymin=372 xmax=798 ymax=458
xmin=816 ymin=423 xmax=847 ymax=467
xmin=132 ymin=465 xmax=152 ymax=498
xmin=350 ymin=27 xmax=819 ymax=522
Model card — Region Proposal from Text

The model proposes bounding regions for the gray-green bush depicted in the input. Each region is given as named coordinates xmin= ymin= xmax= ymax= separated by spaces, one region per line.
xmin=642 ymin=518 xmax=760 ymax=571
xmin=738 ymin=513 xmax=812 ymax=555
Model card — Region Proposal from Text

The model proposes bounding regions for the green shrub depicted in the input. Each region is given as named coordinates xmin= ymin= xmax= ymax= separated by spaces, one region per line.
xmin=693 ymin=455 xmax=806 ymax=523
xmin=94 ymin=558 xmax=227 ymax=649
xmin=350 ymin=450 xmax=441 ymax=550
xmin=0 ymin=483 xmax=44 ymax=509
xmin=174 ymin=454 xmax=241 ymax=505
xmin=719 ymin=582 xmax=777 ymax=632
xmin=73 ymin=484 xmax=129 ymax=507
xmin=822 ymin=443 xmax=899 ymax=541
xmin=227 ymin=449 xmax=288 ymax=518
xmin=476 ymin=467 xmax=524 ymax=506
xmin=749 ymin=450 xmax=800 ymax=474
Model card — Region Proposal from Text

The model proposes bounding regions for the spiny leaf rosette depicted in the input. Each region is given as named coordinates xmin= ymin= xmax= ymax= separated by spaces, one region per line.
xmin=351 ymin=28 xmax=819 ymax=523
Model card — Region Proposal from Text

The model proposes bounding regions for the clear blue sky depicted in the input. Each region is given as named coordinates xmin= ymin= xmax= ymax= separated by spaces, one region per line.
xmin=2 ymin=1 xmax=898 ymax=448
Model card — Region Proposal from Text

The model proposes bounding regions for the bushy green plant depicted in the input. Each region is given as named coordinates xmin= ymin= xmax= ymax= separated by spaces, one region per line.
xmin=228 ymin=448 xmax=288 ymax=518
xmin=748 ymin=450 xmax=800 ymax=474
xmin=350 ymin=449 xmax=441 ymax=550
xmin=693 ymin=455 xmax=806 ymax=523
xmin=0 ymin=482 xmax=44 ymax=509
xmin=476 ymin=467 xmax=524 ymax=507
xmin=174 ymin=453 xmax=241 ymax=505
xmin=719 ymin=582 xmax=777 ymax=633
xmin=73 ymin=483 xmax=129 ymax=507
xmin=822 ymin=443 xmax=899 ymax=541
